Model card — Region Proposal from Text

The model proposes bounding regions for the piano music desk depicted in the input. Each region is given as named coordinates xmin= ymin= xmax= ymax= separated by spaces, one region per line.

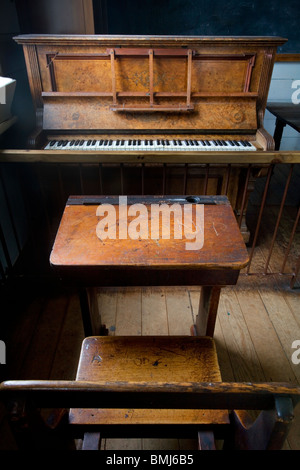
xmin=50 ymin=195 xmax=249 ymax=337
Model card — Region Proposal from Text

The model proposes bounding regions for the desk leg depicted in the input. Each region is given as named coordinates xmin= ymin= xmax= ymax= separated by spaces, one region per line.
xmin=194 ymin=286 xmax=221 ymax=337
xmin=79 ymin=287 xmax=107 ymax=336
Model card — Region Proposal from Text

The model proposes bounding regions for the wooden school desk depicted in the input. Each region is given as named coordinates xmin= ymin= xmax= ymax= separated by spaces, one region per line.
xmin=50 ymin=195 xmax=249 ymax=337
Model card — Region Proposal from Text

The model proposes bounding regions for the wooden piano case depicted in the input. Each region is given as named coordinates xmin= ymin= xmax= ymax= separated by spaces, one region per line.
xmin=13 ymin=35 xmax=286 ymax=146
xmin=13 ymin=35 xmax=287 ymax=239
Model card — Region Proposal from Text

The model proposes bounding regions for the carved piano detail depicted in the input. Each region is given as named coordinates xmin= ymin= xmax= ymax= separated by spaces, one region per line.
xmin=14 ymin=35 xmax=286 ymax=239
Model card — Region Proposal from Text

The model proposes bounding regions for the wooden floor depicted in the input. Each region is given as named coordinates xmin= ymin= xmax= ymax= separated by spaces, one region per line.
xmin=0 ymin=205 xmax=299 ymax=450
xmin=0 ymin=273 xmax=299 ymax=450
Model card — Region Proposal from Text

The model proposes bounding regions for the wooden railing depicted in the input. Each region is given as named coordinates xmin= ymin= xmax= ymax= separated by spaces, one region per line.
xmin=0 ymin=150 xmax=299 ymax=287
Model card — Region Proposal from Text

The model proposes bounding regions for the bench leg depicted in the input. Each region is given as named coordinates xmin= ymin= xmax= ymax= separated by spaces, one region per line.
xmin=273 ymin=117 xmax=286 ymax=150
xmin=198 ymin=431 xmax=216 ymax=450
xmin=82 ymin=432 xmax=101 ymax=450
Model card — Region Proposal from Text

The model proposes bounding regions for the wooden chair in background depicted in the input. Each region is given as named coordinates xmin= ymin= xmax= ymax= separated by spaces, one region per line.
xmin=1 ymin=335 xmax=299 ymax=450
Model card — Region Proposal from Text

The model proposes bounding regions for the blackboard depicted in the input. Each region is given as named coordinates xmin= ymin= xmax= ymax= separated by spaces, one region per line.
xmin=99 ymin=0 xmax=300 ymax=53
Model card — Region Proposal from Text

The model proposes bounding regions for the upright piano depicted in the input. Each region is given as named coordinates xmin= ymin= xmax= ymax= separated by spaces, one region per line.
xmin=14 ymin=35 xmax=286 ymax=237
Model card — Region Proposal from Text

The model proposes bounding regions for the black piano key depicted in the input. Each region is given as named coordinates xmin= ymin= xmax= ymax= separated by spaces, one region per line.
xmin=49 ymin=140 xmax=56 ymax=146
xmin=92 ymin=140 xmax=96 ymax=145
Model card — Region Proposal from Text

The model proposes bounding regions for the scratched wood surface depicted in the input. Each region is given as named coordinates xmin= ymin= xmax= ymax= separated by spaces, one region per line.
xmin=70 ymin=335 xmax=228 ymax=428
xmin=50 ymin=199 xmax=249 ymax=270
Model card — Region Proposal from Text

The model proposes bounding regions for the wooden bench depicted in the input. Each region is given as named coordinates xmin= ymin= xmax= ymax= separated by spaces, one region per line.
xmin=266 ymin=102 xmax=300 ymax=150
xmin=1 ymin=335 xmax=300 ymax=450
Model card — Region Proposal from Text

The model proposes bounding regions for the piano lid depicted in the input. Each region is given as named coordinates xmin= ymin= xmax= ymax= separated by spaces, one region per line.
xmin=14 ymin=34 xmax=288 ymax=47
xmin=14 ymin=35 xmax=287 ymax=133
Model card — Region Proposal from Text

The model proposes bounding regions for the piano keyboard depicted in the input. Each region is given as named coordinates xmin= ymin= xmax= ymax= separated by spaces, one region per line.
xmin=44 ymin=138 xmax=257 ymax=151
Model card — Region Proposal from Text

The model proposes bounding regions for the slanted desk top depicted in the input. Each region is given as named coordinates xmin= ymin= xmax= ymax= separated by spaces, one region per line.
xmin=50 ymin=195 xmax=249 ymax=286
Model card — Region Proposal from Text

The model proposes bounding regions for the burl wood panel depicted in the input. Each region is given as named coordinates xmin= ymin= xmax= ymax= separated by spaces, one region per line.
xmin=14 ymin=35 xmax=286 ymax=133
xmin=69 ymin=335 xmax=229 ymax=426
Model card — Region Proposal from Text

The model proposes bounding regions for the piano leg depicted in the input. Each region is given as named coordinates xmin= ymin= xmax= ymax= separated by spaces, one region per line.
xmin=234 ymin=166 xmax=259 ymax=245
